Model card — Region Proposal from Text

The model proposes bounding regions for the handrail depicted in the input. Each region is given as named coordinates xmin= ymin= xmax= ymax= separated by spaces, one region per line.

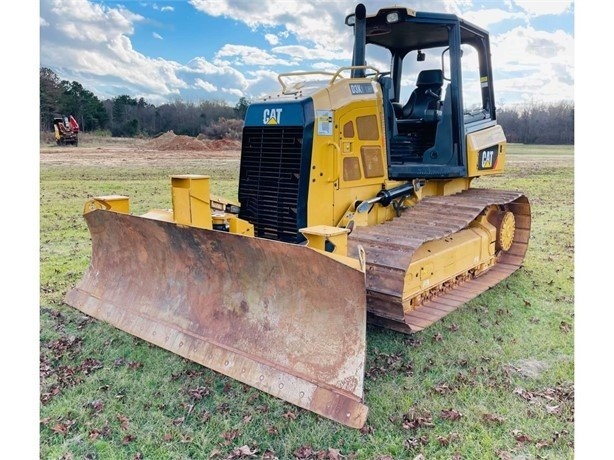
xmin=277 ymin=66 xmax=381 ymax=94
xmin=277 ymin=71 xmax=336 ymax=94
xmin=329 ymin=65 xmax=381 ymax=85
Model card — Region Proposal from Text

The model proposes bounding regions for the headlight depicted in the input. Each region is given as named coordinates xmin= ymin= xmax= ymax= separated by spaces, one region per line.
xmin=386 ymin=12 xmax=399 ymax=23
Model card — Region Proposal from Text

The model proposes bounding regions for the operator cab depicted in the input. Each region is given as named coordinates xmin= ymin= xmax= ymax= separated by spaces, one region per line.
xmin=346 ymin=6 xmax=498 ymax=179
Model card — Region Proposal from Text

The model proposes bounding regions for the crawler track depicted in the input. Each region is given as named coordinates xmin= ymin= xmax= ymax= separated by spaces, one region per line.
xmin=348 ymin=188 xmax=531 ymax=333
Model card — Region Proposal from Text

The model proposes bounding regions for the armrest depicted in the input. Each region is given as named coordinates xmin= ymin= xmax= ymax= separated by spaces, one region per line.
xmin=392 ymin=102 xmax=403 ymax=118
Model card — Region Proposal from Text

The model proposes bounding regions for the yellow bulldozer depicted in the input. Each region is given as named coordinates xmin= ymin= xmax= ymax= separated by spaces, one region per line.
xmin=65 ymin=4 xmax=530 ymax=429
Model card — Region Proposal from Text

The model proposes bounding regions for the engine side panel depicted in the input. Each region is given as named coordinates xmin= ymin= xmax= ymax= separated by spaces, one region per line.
xmin=466 ymin=124 xmax=507 ymax=177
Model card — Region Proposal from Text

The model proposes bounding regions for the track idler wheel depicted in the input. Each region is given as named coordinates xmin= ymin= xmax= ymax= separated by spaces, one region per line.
xmin=488 ymin=209 xmax=516 ymax=252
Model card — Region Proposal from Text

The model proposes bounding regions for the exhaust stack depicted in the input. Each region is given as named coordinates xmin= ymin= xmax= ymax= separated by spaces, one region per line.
xmin=351 ymin=3 xmax=367 ymax=78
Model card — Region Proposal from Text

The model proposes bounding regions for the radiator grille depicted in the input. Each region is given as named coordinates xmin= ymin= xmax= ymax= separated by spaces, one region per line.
xmin=238 ymin=126 xmax=304 ymax=242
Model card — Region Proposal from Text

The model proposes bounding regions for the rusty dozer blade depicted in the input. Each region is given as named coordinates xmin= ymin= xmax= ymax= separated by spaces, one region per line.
xmin=65 ymin=210 xmax=368 ymax=428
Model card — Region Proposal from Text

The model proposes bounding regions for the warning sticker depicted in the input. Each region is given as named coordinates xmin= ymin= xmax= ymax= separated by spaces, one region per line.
xmin=317 ymin=110 xmax=333 ymax=136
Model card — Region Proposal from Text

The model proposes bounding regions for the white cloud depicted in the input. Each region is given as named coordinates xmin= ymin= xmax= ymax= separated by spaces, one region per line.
xmin=512 ymin=0 xmax=572 ymax=16
xmin=187 ymin=57 xmax=222 ymax=75
xmin=264 ymin=33 xmax=279 ymax=45
xmin=189 ymin=0 xmax=470 ymax=67
xmin=186 ymin=57 xmax=251 ymax=96
xmin=189 ymin=0 xmax=351 ymax=51
xmin=272 ymin=45 xmax=348 ymax=62
xmin=38 ymin=0 xmax=573 ymax=106
xmin=187 ymin=57 xmax=247 ymax=83
xmin=245 ymin=69 xmax=279 ymax=90
xmin=246 ymin=69 xmax=279 ymax=81
xmin=494 ymin=26 xmax=573 ymax=67
xmin=311 ymin=61 xmax=340 ymax=72
xmin=222 ymin=87 xmax=244 ymax=97
xmin=40 ymin=0 xmax=187 ymax=101
xmin=194 ymin=78 xmax=217 ymax=92
xmin=492 ymin=25 xmax=573 ymax=103
xmin=461 ymin=8 xmax=524 ymax=29
xmin=152 ymin=4 xmax=174 ymax=12
xmin=215 ymin=44 xmax=295 ymax=66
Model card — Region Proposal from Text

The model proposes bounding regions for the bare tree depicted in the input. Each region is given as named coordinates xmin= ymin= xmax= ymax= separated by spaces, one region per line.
xmin=498 ymin=101 xmax=574 ymax=145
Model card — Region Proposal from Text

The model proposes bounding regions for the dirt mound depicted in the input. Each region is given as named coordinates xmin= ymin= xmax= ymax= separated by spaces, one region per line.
xmin=205 ymin=139 xmax=242 ymax=150
xmin=145 ymin=131 xmax=241 ymax=151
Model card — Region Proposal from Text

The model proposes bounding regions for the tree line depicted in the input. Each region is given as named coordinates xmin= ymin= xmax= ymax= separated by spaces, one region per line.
xmin=497 ymin=101 xmax=573 ymax=145
xmin=40 ymin=67 xmax=249 ymax=138
xmin=40 ymin=67 xmax=573 ymax=144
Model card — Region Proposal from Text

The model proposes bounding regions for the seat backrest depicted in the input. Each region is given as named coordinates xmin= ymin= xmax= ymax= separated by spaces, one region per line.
xmin=401 ymin=69 xmax=443 ymax=119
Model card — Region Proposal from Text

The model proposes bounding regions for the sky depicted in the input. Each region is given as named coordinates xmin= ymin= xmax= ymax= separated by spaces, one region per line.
xmin=39 ymin=0 xmax=575 ymax=108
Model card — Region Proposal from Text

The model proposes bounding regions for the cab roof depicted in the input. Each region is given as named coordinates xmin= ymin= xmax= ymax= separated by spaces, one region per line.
xmin=347 ymin=6 xmax=488 ymax=55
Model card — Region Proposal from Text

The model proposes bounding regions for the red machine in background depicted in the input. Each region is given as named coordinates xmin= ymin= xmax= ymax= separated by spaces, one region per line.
xmin=53 ymin=115 xmax=79 ymax=146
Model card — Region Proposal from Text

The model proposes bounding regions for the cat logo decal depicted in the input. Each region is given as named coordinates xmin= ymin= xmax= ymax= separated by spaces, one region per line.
xmin=478 ymin=147 xmax=498 ymax=170
xmin=263 ymin=108 xmax=283 ymax=125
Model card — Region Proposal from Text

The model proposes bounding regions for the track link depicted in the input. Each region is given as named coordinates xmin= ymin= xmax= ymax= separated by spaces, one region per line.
xmin=348 ymin=188 xmax=531 ymax=333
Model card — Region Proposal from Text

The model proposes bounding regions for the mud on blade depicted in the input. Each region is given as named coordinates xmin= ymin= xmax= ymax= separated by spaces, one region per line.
xmin=65 ymin=210 xmax=368 ymax=428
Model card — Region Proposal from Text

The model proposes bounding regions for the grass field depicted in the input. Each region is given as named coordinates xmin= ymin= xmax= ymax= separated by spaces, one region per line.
xmin=39 ymin=143 xmax=574 ymax=459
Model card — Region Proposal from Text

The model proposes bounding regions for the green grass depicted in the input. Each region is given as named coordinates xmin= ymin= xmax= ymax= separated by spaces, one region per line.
xmin=505 ymin=144 xmax=573 ymax=156
xmin=40 ymin=143 xmax=574 ymax=459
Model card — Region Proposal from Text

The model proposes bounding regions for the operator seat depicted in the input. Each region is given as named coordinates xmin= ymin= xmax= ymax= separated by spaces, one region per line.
xmin=400 ymin=69 xmax=443 ymax=121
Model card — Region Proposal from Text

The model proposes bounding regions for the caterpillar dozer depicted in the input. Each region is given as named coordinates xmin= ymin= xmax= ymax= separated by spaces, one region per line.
xmin=65 ymin=4 xmax=530 ymax=429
